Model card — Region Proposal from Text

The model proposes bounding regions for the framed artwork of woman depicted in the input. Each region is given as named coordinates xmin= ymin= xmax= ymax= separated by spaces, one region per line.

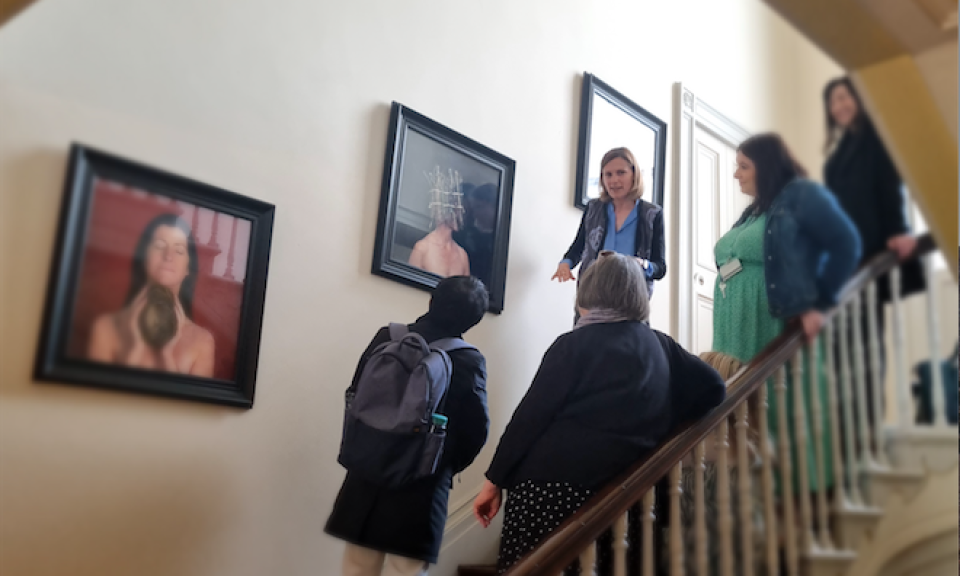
xmin=35 ymin=144 xmax=275 ymax=408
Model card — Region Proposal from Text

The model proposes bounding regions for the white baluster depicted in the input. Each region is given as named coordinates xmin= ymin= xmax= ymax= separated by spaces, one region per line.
xmin=923 ymin=255 xmax=946 ymax=427
xmin=890 ymin=266 xmax=914 ymax=429
xmin=736 ymin=402 xmax=755 ymax=576
xmin=791 ymin=354 xmax=814 ymax=553
xmin=866 ymin=282 xmax=890 ymax=466
xmin=839 ymin=306 xmax=864 ymax=506
xmin=807 ymin=338 xmax=833 ymax=549
xmin=757 ymin=383 xmax=780 ymax=575
xmin=613 ymin=511 xmax=628 ymax=576
xmin=852 ymin=293 xmax=876 ymax=470
xmin=580 ymin=540 xmax=597 ymax=576
xmin=776 ymin=366 xmax=799 ymax=576
xmin=716 ymin=420 xmax=734 ymax=576
xmin=694 ymin=442 xmax=708 ymax=576
xmin=642 ymin=489 xmax=656 ymax=576
xmin=824 ymin=323 xmax=849 ymax=513
xmin=669 ymin=462 xmax=685 ymax=576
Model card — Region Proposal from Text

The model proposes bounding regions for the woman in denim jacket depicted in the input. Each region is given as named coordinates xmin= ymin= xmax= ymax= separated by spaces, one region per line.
xmin=712 ymin=133 xmax=860 ymax=517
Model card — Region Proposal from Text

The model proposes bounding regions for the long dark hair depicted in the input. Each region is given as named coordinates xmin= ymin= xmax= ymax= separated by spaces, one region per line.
xmin=823 ymin=76 xmax=868 ymax=152
xmin=124 ymin=213 xmax=199 ymax=319
xmin=738 ymin=133 xmax=808 ymax=215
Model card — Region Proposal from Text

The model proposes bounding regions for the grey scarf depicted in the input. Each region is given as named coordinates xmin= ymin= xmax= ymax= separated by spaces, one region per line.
xmin=574 ymin=308 xmax=634 ymax=329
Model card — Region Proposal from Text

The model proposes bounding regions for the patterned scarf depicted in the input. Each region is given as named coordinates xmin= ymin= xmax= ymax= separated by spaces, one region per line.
xmin=574 ymin=308 xmax=634 ymax=329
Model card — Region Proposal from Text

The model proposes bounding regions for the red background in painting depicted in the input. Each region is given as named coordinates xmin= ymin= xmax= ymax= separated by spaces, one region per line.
xmin=67 ymin=181 xmax=246 ymax=382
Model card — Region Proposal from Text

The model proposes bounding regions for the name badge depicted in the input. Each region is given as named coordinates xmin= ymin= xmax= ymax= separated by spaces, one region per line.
xmin=718 ymin=258 xmax=743 ymax=282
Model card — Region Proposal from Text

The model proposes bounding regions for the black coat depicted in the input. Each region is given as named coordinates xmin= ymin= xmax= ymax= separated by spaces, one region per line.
xmin=325 ymin=316 xmax=489 ymax=563
xmin=824 ymin=121 xmax=925 ymax=301
xmin=485 ymin=322 xmax=725 ymax=490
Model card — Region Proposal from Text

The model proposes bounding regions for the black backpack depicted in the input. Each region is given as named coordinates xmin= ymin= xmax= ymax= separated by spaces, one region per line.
xmin=337 ymin=323 xmax=476 ymax=487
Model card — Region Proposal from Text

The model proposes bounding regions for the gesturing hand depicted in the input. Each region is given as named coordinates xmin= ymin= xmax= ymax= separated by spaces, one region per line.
xmin=551 ymin=263 xmax=575 ymax=283
xmin=473 ymin=480 xmax=503 ymax=528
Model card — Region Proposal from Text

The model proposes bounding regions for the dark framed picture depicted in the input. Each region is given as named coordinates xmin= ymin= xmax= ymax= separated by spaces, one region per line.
xmin=35 ymin=144 xmax=275 ymax=408
xmin=372 ymin=102 xmax=516 ymax=313
xmin=574 ymin=73 xmax=668 ymax=210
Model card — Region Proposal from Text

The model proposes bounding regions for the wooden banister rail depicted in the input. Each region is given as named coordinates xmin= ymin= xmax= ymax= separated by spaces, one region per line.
xmin=503 ymin=232 xmax=937 ymax=576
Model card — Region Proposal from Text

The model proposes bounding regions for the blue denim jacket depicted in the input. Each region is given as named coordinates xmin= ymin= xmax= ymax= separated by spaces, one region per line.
xmin=732 ymin=179 xmax=861 ymax=319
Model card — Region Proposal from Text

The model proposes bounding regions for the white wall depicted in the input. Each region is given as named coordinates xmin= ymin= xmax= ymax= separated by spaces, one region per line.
xmin=0 ymin=1 xmax=841 ymax=575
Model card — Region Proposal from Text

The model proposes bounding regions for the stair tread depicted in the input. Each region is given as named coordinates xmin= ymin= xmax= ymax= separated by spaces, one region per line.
xmin=835 ymin=503 xmax=884 ymax=517
xmin=867 ymin=466 xmax=925 ymax=480
xmin=803 ymin=547 xmax=858 ymax=560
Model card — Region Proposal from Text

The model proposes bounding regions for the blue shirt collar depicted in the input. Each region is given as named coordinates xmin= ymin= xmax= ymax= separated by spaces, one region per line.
xmin=606 ymin=200 xmax=639 ymax=230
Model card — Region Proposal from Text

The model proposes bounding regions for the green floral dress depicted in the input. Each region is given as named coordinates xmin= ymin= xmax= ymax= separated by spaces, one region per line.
xmin=712 ymin=214 xmax=833 ymax=493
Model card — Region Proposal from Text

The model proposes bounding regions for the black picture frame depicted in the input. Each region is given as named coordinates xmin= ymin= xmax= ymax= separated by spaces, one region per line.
xmin=574 ymin=73 xmax=668 ymax=210
xmin=372 ymin=102 xmax=516 ymax=313
xmin=34 ymin=144 xmax=275 ymax=408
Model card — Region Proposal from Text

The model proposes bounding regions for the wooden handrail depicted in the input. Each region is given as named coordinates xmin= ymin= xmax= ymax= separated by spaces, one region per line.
xmin=503 ymin=233 xmax=937 ymax=576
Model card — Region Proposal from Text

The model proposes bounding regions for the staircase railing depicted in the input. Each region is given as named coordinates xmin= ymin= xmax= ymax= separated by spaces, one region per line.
xmin=503 ymin=233 xmax=950 ymax=576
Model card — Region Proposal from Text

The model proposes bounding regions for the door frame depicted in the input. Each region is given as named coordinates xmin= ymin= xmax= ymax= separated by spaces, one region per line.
xmin=670 ymin=83 xmax=751 ymax=349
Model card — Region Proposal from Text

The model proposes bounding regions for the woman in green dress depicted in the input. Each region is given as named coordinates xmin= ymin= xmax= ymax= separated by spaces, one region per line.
xmin=712 ymin=133 xmax=861 ymax=541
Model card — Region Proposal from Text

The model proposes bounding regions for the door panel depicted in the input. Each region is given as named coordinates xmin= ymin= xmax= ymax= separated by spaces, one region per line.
xmin=690 ymin=128 xmax=738 ymax=355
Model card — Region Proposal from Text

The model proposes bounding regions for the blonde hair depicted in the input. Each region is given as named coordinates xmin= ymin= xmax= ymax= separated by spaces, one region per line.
xmin=598 ymin=147 xmax=644 ymax=202
xmin=576 ymin=251 xmax=649 ymax=322
xmin=698 ymin=351 xmax=743 ymax=381
xmin=696 ymin=351 xmax=768 ymax=466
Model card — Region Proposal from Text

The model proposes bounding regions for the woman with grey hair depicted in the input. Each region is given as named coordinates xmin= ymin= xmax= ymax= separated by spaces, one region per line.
xmin=474 ymin=252 xmax=725 ymax=574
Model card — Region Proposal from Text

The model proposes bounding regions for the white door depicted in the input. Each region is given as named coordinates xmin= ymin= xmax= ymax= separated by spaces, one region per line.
xmin=690 ymin=129 xmax=741 ymax=355
xmin=673 ymin=84 xmax=751 ymax=354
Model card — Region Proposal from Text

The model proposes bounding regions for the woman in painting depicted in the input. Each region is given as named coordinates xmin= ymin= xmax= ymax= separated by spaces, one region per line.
xmin=87 ymin=213 xmax=215 ymax=377
xmin=553 ymin=148 xmax=666 ymax=313
xmin=408 ymin=168 xmax=471 ymax=277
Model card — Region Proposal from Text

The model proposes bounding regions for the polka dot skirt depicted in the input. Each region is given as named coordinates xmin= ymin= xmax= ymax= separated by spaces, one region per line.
xmin=496 ymin=480 xmax=596 ymax=575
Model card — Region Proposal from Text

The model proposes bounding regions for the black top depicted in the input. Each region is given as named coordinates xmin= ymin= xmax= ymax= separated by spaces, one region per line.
xmin=824 ymin=121 xmax=909 ymax=260
xmin=824 ymin=120 xmax=924 ymax=300
xmin=562 ymin=199 xmax=667 ymax=286
xmin=485 ymin=322 xmax=725 ymax=490
xmin=325 ymin=314 xmax=489 ymax=562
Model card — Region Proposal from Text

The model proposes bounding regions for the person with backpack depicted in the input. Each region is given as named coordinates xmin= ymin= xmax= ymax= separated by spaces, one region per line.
xmin=325 ymin=276 xmax=490 ymax=576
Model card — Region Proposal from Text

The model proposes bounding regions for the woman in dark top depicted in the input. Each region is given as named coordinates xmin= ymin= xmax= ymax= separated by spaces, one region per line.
xmin=823 ymin=77 xmax=921 ymax=277
xmin=474 ymin=252 xmax=725 ymax=574
xmin=552 ymin=147 xmax=666 ymax=300
xmin=823 ymin=77 xmax=924 ymax=419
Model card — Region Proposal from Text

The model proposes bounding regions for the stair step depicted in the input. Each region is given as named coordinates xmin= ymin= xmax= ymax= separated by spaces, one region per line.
xmin=801 ymin=546 xmax=858 ymax=576
xmin=833 ymin=502 xmax=884 ymax=551
xmin=458 ymin=564 xmax=497 ymax=576
xmin=861 ymin=465 xmax=925 ymax=506
xmin=886 ymin=426 xmax=958 ymax=474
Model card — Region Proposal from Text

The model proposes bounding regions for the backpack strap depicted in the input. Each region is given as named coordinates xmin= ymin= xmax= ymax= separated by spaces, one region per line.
xmin=430 ymin=337 xmax=477 ymax=354
xmin=388 ymin=322 xmax=409 ymax=341
xmin=429 ymin=338 xmax=479 ymax=416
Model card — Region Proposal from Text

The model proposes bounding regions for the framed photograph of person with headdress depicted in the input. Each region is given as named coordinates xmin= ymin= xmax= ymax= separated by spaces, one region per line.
xmin=34 ymin=144 xmax=275 ymax=408
xmin=372 ymin=102 xmax=516 ymax=313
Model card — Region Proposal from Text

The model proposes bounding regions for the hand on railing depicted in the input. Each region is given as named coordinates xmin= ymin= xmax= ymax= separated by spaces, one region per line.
xmin=887 ymin=234 xmax=918 ymax=261
xmin=799 ymin=310 xmax=825 ymax=342
xmin=474 ymin=479 xmax=503 ymax=528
